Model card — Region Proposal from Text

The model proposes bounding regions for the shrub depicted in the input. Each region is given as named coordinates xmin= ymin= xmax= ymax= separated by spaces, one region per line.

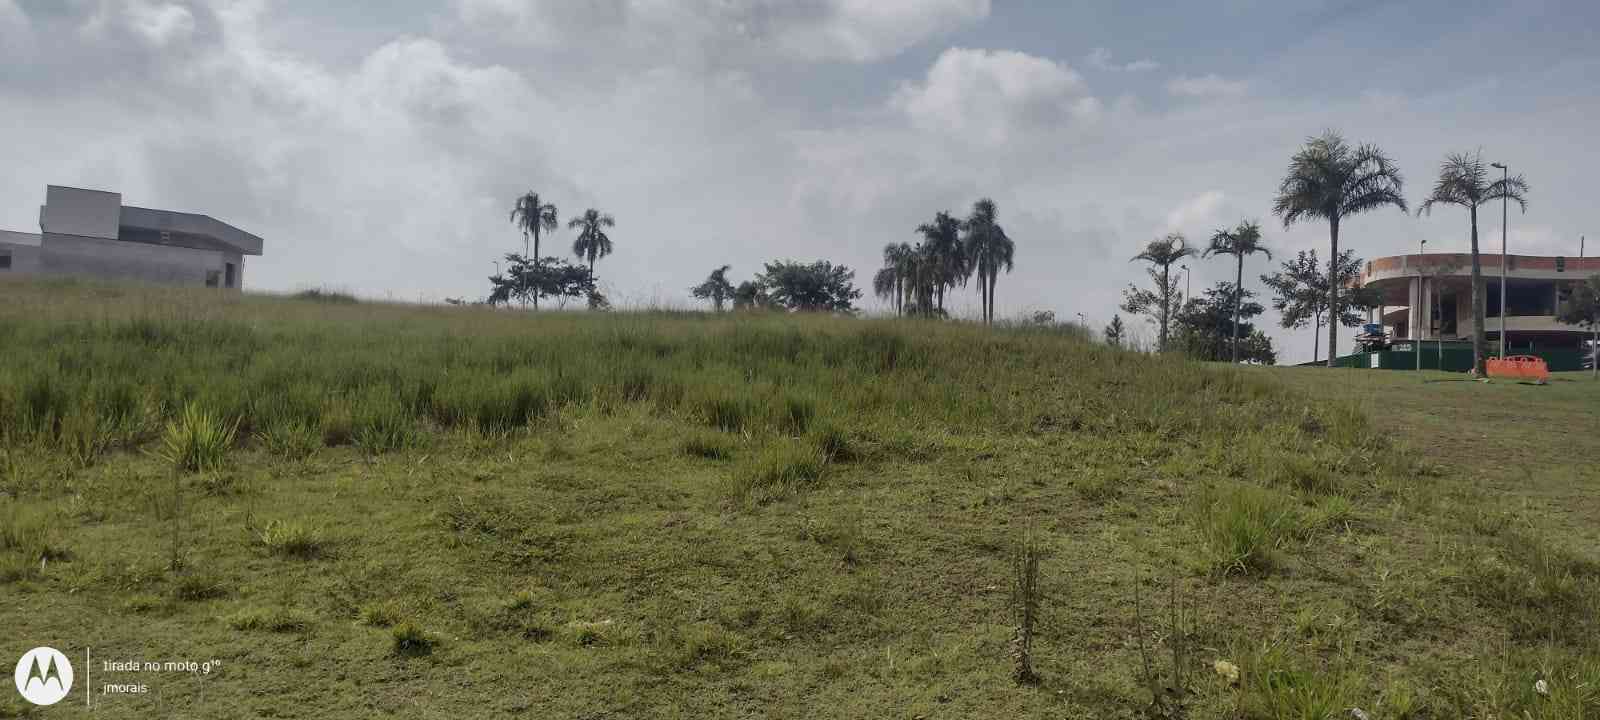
xmin=153 ymin=403 xmax=238 ymax=473
xmin=391 ymin=621 xmax=436 ymax=657
xmin=291 ymin=288 xmax=358 ymax=304
xmin=256 ymin=519 xmax=328 ymax=560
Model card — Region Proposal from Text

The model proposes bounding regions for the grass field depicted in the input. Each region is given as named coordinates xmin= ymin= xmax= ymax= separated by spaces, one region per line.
xmin=2 ymin=279 xmax=1597 ymax=718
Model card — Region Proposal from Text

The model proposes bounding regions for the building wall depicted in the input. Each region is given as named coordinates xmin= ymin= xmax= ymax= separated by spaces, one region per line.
xmin=39 ymin=233 xmax=236 ymax=288
xmin=0 ymin=240 xmax=42 ymax=275
xmin=40 ymin=186 xmax=120 ymax=240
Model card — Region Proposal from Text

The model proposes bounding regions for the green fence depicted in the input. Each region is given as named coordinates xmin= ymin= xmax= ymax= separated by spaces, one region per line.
xmin=1325 ymin=343 xmax=1590 ymax=372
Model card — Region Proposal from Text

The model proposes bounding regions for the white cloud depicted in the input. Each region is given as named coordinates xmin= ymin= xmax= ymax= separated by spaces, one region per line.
xmin=891 ymin=48 xmax=1099 ymax=145
xmin=454 ymin=0 xmax=989 ymax=64
xmin=1087 ymin=47 xmax=1159 ymax=72
xmin=1166 ymin=73 xmax=1248 ymax=98
xmin=781 ymin=0 xmax=991 ymax=62
xmin=1164 ymin=191 xmax=1227 ymax=234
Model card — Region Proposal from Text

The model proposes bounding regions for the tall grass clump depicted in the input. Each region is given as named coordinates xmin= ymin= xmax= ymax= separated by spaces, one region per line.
xmin=727 ymin=440 xmax=826 ymax=502
xmin=1192 ymin=482 xmax=1300 ymax=575
xmin=695 ymin=386 xmax=759 ymax=434
xmin=351 ymin=389 xmax=416 ymax=453
xmin=153 ymin=403 xmax=238 ymax=473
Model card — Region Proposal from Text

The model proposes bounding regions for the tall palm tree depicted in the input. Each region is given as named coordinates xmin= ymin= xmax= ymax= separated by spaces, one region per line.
xmin=1417 ymin=151 xmax=1529 ymax=376
xmin=568 ymin=208 xmax=616 ymax=285
xmin=1204 ymin=220 xmax=1272 ymax=363
xmin=1130 ymin=233 xmax=1196 ymax=352
xmin=916 ymin=211 xmax=966 ymax=313
xmin=509 ymin=191 xmax=559 ymax=308
xmin=961 ymin=199 xmax=1015 ymax=325
xmin=877 ymin=242 xmax=920 ymax=316
xmin=1273 ymin=130 xmax=1407 ymax=367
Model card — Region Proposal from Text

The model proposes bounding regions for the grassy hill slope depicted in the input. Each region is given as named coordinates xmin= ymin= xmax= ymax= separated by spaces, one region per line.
xmin=1 ymin=281 xmax=1596 ymax=718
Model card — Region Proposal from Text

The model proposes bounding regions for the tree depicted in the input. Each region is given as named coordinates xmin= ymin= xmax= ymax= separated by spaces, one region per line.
xmin=569 ymin=208 xmax=616 ymax=289
xmin=1204 ymin=220 xmax=1272 ymax=363
xmin=1555 ymin=275 xmax=1600 ymax=379
xmin=487 ymin=254 xmax=595 ymax=309
xmin=876 ymin=242 xmax=912 ymax=316
xmin=916 ymin=211 xmax=967 ymax=313
xmin=509 ymin=192 xmax=559 ymax=308
xmin=962 ymin=199 xmax=1016 ymax=325
xmin=1260 ymin=249 xmax=1380 ymax=363
xmin=1417 ymin=151 xmax=1530 ymax=376
xmin=1123 ymin=233 xmax=1195 ymax=352
xmin=755 ymin=259 xmax=861 ymax=312
xmin=1173 ymin=282 xmax=1275 ymax=364
xmin=1273 ymin=131 xmax=1407 ymax=367
xmin=733 ymin=280 xmax=770 ymax=311
xmin=1104 ymin=315 xmax=1126 ymax=347
xmin=691 ymin=265 xmax=736 ymax=312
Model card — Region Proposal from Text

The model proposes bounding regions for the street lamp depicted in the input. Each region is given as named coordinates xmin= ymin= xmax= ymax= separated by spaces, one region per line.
xmin=1076 ymin=312 xmax=1086 ymax=333
xmin=493 ymin=260 xmax=501 ymax=277
xmin=1180 ymin=264 xmax=1190 ymax=301
xmin=1491 ymin=161 xmax=1508 ymax=358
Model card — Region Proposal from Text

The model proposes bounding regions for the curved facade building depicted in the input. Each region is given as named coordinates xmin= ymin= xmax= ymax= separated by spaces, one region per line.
xmin=1359 ymin=252 xmax=1598 ymax=350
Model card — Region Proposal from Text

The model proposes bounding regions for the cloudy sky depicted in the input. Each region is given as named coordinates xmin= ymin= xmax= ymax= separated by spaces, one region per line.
xmin=2 ymin=0 xmax=1596 ymax=362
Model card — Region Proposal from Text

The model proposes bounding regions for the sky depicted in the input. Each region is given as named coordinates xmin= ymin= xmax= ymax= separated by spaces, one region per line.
xmin=1 ymin=0 xmax=1596 ymax=363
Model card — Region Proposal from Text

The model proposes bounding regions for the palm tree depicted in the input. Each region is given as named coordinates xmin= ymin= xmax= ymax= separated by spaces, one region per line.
xmin=916 ymin=211 xmax=966 ymax=313
xmin=1273 ymin=130 xmax=1408 ymax=367
xmin=509 ymin=191 xmax=559 ymax=308
xmin=875 ymin=242 xmax=915 ymax=316
xmin=691 ymin=264 xmax=736 ymax=312
xmin=568 ymin=208 xmax=616 ymax=285
xmin=962 ymin=199 xmax=1015 ymax=325
xmin=1417 ymin=151 xmax=1529 ymax=376
xmin=1204 ymin=220 xmax=1272 ymax=363
xmin=1129 ymin=233 xmax=1196 ymax=352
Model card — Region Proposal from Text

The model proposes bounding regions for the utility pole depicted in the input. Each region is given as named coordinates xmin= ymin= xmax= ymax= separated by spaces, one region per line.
xmin=1491 ymin=162 xmax=1509 ymax=359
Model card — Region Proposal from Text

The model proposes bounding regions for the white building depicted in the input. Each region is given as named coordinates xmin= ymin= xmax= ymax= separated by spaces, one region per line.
xmin=0 ymin=185 xmax=264 ymax=290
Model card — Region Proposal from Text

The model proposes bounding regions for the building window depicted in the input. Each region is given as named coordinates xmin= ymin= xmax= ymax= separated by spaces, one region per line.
xmin=205 ymin=270 xmax=220 ymax=288
xmin=225 ymin=263 xmax=236 ymax=289
xmin=0 ymin=252 xmax=10 ymax=270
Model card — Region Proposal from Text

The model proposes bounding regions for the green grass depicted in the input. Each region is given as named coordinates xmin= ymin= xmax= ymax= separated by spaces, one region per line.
xmin=0 ymin=280 xmax=1597 ymax=717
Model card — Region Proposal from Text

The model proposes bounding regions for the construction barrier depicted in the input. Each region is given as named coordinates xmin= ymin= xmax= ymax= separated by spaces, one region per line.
xmin=1486 ymin=355 xmax=1551 ymax=384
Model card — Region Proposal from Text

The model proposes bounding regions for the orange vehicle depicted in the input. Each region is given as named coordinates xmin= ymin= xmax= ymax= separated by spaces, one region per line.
xmin=1486 ymin=355 xmax=1551 ymax=384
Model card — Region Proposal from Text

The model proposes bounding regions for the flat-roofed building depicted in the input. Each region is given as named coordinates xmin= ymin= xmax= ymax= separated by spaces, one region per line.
xmin=0 ymin=185 xmax=264 ymax=290
xmin=1360 ymin=252 xmax=1598 ymax=350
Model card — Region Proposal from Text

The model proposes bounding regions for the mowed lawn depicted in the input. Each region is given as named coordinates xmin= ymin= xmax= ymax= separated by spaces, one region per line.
xmin=1 ymin=280 xmax=1597 ymax=719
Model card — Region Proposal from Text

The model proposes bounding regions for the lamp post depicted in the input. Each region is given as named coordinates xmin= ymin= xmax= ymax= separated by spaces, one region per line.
xmin=1076 ymin=312 xmax=1085 ymax=331
xmin=1180 ymin=264 xmax=1190 ymax=301
xmin=1491 ymin=162 xmax=1508 ymax=358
